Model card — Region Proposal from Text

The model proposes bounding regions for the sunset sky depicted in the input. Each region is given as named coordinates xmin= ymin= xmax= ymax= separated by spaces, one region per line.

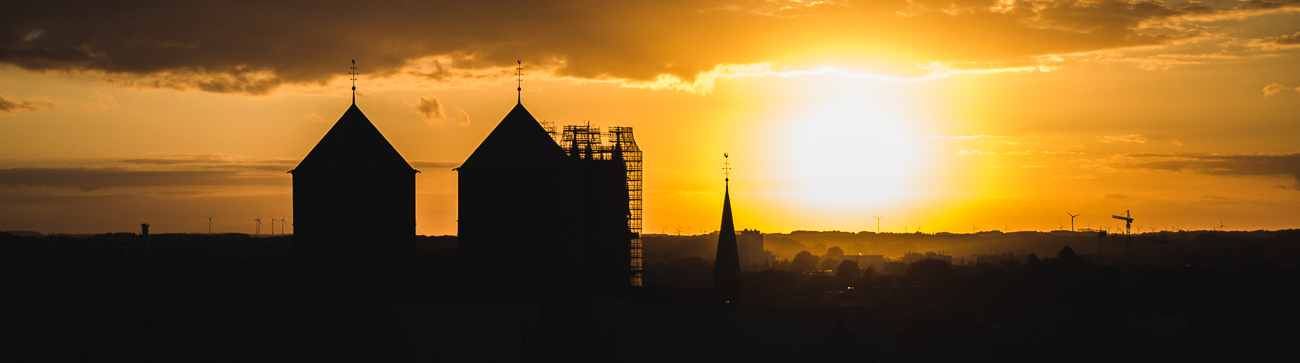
xmin=2 ymin=0 xmax=1298 ymax=235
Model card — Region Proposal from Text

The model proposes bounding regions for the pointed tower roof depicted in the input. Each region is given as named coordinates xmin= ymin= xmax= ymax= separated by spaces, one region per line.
xmin=459 ymin=102 xmax=572 ymax=169
xmin=294 ymin=104 xmax=414 ymax=171
xmin=714 ymin=182 xmax=741 ymax=280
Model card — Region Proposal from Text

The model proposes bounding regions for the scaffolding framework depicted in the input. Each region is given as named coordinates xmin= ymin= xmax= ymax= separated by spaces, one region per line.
xmin=608 ymin=127 xmax=643 ymax=287
xmin=557 ymin=123 xmax=644 ymax=286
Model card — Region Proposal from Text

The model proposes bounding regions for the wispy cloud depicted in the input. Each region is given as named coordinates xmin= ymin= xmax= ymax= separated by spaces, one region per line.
xmin=1263 ymin=83 xmax=1299 ymax=97
xmin=932 ymin=134 xmax=1006 ymax=139
xmin=303 ymin=112 xmax=328 ymax=122
xmin=1101 ymin=152 xmax=1300 ymax=191
xmin=0 ymin=167 xmax=286 ymax=191
xmin=409 ymin=161 xmax=460 ymax=170
xmin=0 ymin=95 xmax=59 ymax=113
xmin=1253 ymin=31 xmax=1300 ymax=49
xmin=1101 ymin=134 xmax=1150 ymax=143
xmin=957 ymin=150 xmax=997 ymax=155
xmin=1004 ymin=150 xmax=1084 ymax=156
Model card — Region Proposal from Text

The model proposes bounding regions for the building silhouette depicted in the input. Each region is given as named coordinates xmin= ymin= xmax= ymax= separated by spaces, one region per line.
xmin=735 ymin=229 xmax=769 ymax=266
xmin=457 ymin=99 xmax=638 ymax=299
xmin=292 ymin=102 xmax=416 ymax=361
xmin=713 ymin=181 xmax=741 ymax=306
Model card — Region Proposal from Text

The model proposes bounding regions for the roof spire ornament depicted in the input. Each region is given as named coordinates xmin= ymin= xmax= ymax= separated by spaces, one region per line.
xmin=515 ymin=60 xmax=523 ymax=104
xmin=722 ymin=152 xmax=731 ymax=183
xmin=349 ymin=59 xmax=359 ymax=105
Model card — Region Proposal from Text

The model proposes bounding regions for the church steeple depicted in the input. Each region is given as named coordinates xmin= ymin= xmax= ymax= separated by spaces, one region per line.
xmin=714 ymin=153 xmax=741 ymax=306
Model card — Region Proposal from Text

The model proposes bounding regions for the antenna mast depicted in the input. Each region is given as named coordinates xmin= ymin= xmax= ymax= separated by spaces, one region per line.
xmin=349 ymin=59 xmax=359 ymax=104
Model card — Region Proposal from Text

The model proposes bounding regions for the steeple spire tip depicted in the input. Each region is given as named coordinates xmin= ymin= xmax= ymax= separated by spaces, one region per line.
xmin=515 ymin=60 xmax=523 ymax=104
xmin=349 ymin=59 xmax=359 ymax=105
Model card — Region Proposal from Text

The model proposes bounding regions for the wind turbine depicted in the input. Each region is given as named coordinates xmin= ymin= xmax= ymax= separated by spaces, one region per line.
xmin=206 ymin=214 xmax=213 ymax=234
xmin=903 ymin=225 xmax=909 ymax=233
xmin=971 ymin=224 xmax=977 ymax=232
xmin=280 ymin=214 xmax=288 ymax=235
xmin=1058 ymin=222 xmax=1065 ymax=230
xmin=1066 ymin=212 xmax=1080 ymax=231
xmin=253 ymin=214 xmax=263 ymax=236
xmin=1217 ymin=219 xmax=1226 ymax=231
xmin=269 ymin=216 xmax=278 ymax=235
xmin=873 ymin=216 xmax=883 ymax=233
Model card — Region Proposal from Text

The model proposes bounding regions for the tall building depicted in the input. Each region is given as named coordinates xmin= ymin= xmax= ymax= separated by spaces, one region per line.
xmin=292 ymin=100 xmax=417 ymax=361
xmin=457 ymin=99 xmax=637 ymax=299
xmin=736 ymin=229 xmax=768 ymax=266
xmin=714 ymin=180 xmax=741 ymax=306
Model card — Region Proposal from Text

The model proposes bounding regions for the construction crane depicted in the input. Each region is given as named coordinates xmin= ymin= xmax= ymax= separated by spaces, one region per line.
xmin=1112 ymin=210 xmax=1133 ymax=259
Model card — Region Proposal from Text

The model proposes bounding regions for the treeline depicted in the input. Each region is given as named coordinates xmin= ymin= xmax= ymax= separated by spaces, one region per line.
xmin=645 ymin=229 xmax=1300 ymax=265
xmin=645 ymin=244 xmax=1299 ymax=361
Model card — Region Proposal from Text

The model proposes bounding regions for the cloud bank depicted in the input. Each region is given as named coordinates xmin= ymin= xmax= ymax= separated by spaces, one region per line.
xmin=4 ymin=0 xmax=1296 ymax=95
xmin=1107 ymin=152 xmax=1300 ymax=191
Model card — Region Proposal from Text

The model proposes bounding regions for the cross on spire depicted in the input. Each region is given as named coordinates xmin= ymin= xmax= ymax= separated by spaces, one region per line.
xmin=722 ymin=152 xmax=731 ymax=183
xmin=349 ymin=59 xmax=359 ymax=104
xmin=515 ymin=60 xmax=523 ymax=103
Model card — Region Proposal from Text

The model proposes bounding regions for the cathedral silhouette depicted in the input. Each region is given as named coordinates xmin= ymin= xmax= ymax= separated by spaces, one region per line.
xmin=291 ymin=66 xmax=906 ymax=362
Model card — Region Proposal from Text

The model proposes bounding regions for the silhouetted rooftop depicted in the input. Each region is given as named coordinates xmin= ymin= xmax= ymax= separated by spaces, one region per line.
xmin=459 ymin=102 xmax=572 ymax=169
xmin=294 ymin=104 xmax=413 ymax=171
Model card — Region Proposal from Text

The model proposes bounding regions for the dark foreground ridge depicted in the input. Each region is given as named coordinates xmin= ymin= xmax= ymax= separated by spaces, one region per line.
xmin=4 ymin=229 xmax=1298 ymax=361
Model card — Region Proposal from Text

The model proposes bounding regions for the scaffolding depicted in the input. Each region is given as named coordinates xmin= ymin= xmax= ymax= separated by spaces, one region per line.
xmin=608 ymin=127 xmax=643 ymax=287
xmin=556 ymin=123 xmax=644 ymax=286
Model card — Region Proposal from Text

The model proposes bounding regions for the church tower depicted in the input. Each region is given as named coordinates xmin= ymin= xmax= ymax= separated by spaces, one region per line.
xmin=714 ymin=154 xmax=741 ymax=306
xmin=293 ymin=61 xmax=416 ymax=361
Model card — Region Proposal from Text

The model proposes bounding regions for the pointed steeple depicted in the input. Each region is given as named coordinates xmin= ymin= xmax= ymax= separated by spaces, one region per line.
xmin=294 ymin=104 xmax=414 ymax=171
xmin=714 ymin=154 xmax=741 ymax=305
xmin=459 ymin=102 xmax=572 ymax=169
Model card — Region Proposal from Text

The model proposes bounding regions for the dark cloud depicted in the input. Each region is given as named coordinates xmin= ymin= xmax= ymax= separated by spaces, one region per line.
xmin=1112 ymin=152 xmax=1300 ymax=191
xmin=0 ymin=167 xmax=288 ymax=191
xmin=415 ymin=96 xmax=446 ymax=121
xmin=0 ymin=94 xmax=58 ymax=112
xmin=4 ymin=0 xmax=1293 ymax=94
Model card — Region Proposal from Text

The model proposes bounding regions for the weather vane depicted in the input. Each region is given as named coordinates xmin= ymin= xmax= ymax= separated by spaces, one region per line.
xmin=722 ymin=152 xmax=731 ymax=182
xmin=349 ymin=59 xmax=359 ymax=104
xmin=515 ymin=60 xmax=523 ymax=102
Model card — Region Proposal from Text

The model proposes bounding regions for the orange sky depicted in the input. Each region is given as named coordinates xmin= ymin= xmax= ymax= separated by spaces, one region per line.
xmin=2 ymin=0 xmax=1299 ymax=235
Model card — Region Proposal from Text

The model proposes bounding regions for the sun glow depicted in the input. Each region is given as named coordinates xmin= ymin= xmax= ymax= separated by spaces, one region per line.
xmin=778 ymin=98 xmax=921 ymax=209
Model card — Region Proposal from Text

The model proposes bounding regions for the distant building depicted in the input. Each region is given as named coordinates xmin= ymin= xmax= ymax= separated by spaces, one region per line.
xmin=844 ymin=254 xmax=886 ymax=272
xmin=901 ymin=251 xmax=953 ymax=264
xmin=736 ymin=229 xmax=770 ymax=266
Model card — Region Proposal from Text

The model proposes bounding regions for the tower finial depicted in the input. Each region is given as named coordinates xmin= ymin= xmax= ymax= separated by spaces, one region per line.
xmin=349 ymin=59 xmax=359 ymax=105
xmin=515 ymin=60 xmax=523 ymax=103
xmin=722 ymin=153 xmax=731 ymax=183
